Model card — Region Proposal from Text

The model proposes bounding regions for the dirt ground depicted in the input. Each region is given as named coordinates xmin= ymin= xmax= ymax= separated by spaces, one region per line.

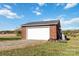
xmin=0 ymin=34 xmax=16 ymax=37
xmin=0 ymin=40 xmax=47 ymax=51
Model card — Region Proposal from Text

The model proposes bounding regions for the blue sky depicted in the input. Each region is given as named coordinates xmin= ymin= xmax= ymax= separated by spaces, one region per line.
xmin=0 ymin=3 xmax=79 ymax=30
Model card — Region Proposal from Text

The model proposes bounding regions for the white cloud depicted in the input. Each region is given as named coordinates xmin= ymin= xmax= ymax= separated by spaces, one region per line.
xmin=64 ymin=3 xmax=77 ymax=9
xmin=33 ymin=11 xmax=41 ymax=15
xmin=56 ymin=3 xmax=64 ymax=6
xmin=56 ymin=3 xmax=78 ymax=10
xmin=60 ymin=17 xmax=79 ymax=30
xmin=40 ymin=17 xmax=79 ymax=30
xmin=0 ymin=8 xmax=22 ymax=19
xmin=38 ymin=3 xmax=45 ymax=6
xmin=33 ymin=6 xmax=42 ymax=16
xmin=56 ymin=3 xmax=60 ymax=6
xmin=35 ymin=7 xmax=40 ymax=11
xmin=4 ymin=5 xmax=11 ymax=9
xmin=61 ymin=17 xmax=79 ymax=25
xmin=61 ymin=27 xmax=79 ymax=30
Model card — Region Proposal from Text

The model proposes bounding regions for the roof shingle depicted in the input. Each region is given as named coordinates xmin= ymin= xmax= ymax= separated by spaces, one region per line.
xmin=22 ymin=20 xmax=60 ymax=27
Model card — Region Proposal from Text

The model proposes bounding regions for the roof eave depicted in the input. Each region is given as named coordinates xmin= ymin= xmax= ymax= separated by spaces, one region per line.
xmin=22 ymin=23 xmax=58 ymax=27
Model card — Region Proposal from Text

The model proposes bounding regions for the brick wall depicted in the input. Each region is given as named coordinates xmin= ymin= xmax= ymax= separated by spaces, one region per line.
xmin=50 ymin=25 xmax=57 ymax=40
xmin=21 ymin=26 xmax=27 ymax=40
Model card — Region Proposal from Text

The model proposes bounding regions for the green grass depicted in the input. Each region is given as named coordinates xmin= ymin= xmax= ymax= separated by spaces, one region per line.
xmin=0 ymin=36 xmax=21 ymax=41
xmin=0 ymin=41 xmax=67 ymax=56
xmin=0 ymin=36 xmax=79 ymax=56
xmin=0 ymin=31 xmax=79 ymax=56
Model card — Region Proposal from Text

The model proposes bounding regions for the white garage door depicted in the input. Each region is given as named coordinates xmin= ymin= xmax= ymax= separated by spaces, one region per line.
xmin=27 ymin=27 xmax=50 ymax=40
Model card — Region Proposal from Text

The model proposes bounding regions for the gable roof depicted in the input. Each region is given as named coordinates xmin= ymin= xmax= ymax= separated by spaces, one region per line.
xmin=22 ymin=20 xmax=60 ymax=27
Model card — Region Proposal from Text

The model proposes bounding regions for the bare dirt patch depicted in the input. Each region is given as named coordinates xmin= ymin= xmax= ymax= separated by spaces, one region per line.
xmin=0 ymin=34 xmax=16 ymax=37
xmin=0 ymin=40 xmax=47 ymax=51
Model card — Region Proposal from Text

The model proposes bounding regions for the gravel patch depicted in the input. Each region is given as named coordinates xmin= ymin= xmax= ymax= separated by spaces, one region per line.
xmin=0 ymin=40 xmax=47 ymax=51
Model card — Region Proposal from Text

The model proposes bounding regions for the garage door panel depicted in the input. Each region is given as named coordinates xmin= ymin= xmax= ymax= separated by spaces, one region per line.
xmin=27 ymin=27 xmax=50 ymax=40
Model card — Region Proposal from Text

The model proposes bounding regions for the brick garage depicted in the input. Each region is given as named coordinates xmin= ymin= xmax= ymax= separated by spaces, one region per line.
xmin=21 ymin=20 xmax=62 ymax=40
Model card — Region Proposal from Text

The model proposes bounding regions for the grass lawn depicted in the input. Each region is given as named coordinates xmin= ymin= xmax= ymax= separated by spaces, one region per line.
xmin=0 ymin=31 xmax=79 ymax=56
xmin=0 ymin=36 xmax=21 ymax=41
xmin=0 ymin=35 xmax=79 ymax=56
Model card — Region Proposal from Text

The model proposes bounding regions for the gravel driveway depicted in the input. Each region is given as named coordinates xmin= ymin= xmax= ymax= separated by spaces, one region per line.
xmin=0 ymin=40 xmax=47 ymax=51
